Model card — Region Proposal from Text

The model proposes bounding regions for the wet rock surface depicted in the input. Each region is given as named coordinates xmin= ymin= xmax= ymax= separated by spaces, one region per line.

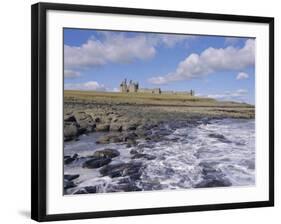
xmin=74 ymin=186 xmax=97 ymax=194
xmin=208 ymin=133 xmax=232 ymax=143
xmin=64 ymin=122 xmax=78 ymax=141
xmin=100 ymin=162 xmax=144 ymax=180
xmin=82 ymin=158 xmax=112 ymax=169
xmin=64 ymin=153 xmax=78 ymax=165
xmin=92 ymin=149 xmax=120 ymax=159
xmin=64 ymin=180 xmax=76 ymax=190
xmin=131 ymin=153 xmax=156 ymax=160
xmin=195 ymin=162 xmax=232 ymax=188
xmin=64 ymin=174 xmax=79 ymax=181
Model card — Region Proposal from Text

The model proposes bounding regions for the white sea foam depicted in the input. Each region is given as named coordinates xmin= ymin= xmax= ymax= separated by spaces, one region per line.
xmin=64 ymin=118 xmax=255 ymax=194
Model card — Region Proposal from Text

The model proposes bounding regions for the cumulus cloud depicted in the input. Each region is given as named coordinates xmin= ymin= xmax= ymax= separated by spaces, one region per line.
xmin=64 ymin=31 xmax=194 ymax=70
xmin=207 ymin=89 xmax=248 ymax=102
xmin=148 ymin=39 xmax=255 ymax=84
xmin=236 ymin=72 xmax=249 ymax=80
xmin=64 ymin=69 xmax=80 ymax=78
xmin=64 ymin=34 xmax=155 ymax=69
xmin=64 ymin=81 xmax=106 ymax=91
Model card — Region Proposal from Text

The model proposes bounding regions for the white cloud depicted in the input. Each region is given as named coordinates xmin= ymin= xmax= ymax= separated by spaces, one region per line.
xmin=65 ymin=33 xmax=155 ymax=69
xmin=64 ymin=70 xmax=80 ymax=78
xmin=149 ymin=39 xmax=255 ymax=84
xmin=207 ymin=89 xmax=248 ymax=102
xmin=64 ymin=81 xmax=106 ymax=91
xmin=65 ymin=32 xmax=194 ymax=69
xmin=236 ymin=72 xmax=249 ymax=80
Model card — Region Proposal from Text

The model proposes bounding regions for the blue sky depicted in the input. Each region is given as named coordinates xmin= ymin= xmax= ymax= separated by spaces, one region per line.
xmin=64 ymin=28 xmax=255 ymax=104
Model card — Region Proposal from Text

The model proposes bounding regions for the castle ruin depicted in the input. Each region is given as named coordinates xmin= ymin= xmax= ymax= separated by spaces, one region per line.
xmin=119 ymin=78 xmax=194 ymax=96
xmin=120 ymin=79 xmax=139 ymax=93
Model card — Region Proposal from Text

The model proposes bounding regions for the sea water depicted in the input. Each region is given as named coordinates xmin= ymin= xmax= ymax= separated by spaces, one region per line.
xmin=64 ymin=118 xmax=255 ymax=194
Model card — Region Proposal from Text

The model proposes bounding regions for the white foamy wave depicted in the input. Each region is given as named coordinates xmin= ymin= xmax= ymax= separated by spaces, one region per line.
xmin=64 ymin=118 xmax=255 ymax=194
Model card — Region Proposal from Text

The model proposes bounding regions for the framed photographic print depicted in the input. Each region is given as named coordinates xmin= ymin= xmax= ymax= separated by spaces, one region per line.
xmin=31 ymin=2 xmax=274 ymax=222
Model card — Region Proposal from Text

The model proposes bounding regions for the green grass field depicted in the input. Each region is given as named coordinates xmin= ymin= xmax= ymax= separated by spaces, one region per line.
xmin=64 ymin=90 xmax=252 ymax=108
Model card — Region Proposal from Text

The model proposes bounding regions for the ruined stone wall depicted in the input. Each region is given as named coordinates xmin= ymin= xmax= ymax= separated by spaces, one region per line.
xmin=138 ymin=88 xmax=161 ymax=94
xmin=119 ymin=79 xmax=194 ymax=96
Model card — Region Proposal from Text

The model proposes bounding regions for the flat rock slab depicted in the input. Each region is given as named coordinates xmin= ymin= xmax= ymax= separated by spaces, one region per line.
xmin=93 ymin=149 xmax=120 ymax=159
xmin=100 ymin=162 xmax=143 ymax=180
xmin=82 ymin=158 xmax=112 ymax=169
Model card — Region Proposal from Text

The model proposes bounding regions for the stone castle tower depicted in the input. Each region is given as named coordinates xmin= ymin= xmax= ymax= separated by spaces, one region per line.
xmin=119 ymin=79 xmax=139 ymax=93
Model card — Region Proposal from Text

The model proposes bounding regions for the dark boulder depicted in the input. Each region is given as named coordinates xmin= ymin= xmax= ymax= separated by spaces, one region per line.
xmin=123 ymin=132 xmax=138 ymax=141
xmin=93 ymin=149 xmax=120 ymax=159
xmin=195 ymin=179 xmax=232 ymax=188
xmin=100 ymin=162 xmax=143 ymax=180
xmin=64 ymin=174 xmax=80 ymax=181
xmin=132 ymin=153 xmax=156 ymax=160
xmin=82 ymin=158 xmax=111 ymax=169
xmin=64 ymin=153 xmax=78 ymax=165
xmin=64 ymin=180 xmax=76 ymax=190
xmin=196 ymin=162 xmax=232 ymax=188
xmin=208 ymin=133 xmax=231 ymax=143
xmin=64 ymin=114 xmax=76 ymax=122
xmin=130 ymin=149 xmax=139 ymax=154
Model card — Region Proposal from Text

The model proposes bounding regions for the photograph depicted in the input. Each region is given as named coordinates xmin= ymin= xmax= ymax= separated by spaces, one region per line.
xmin=63 ymin=29 xmax=256 ymax=195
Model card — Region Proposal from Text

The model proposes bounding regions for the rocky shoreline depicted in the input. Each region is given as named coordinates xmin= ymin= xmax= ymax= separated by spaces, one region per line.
xmin=63 ymin=94 xmax=255 ymax=194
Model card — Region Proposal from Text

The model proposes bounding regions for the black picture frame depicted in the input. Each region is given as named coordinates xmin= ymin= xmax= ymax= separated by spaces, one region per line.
xmin=31 ymin=2 xmax=274 ymax=222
